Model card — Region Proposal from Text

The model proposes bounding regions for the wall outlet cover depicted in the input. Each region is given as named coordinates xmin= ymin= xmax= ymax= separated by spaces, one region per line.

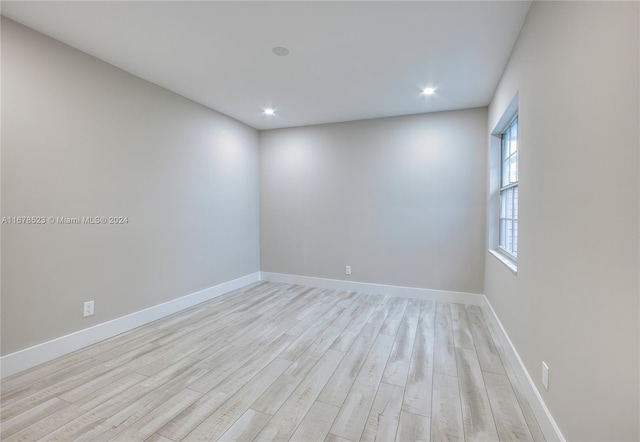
xmin=541 ymin=361 xmax=549 ymax=391
xmin=83 ymin=300 xmax=95 ymax=317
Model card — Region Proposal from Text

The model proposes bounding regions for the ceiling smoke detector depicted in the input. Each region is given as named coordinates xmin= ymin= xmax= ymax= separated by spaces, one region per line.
xmin=272 ymin=46 xmax=290 ymax=56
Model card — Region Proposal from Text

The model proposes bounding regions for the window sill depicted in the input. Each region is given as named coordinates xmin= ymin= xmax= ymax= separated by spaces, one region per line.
xmin=489 ymin=249 xmax=518 ymax=274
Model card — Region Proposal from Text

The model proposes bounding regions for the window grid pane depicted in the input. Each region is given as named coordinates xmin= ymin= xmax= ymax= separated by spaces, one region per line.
xmin=509 ymin=155 xmax=518 ymax=183
xmin=502 ymin=159 xmax=510 ymax=186
xmin=510 ymin=119 xmax=518 ymax=155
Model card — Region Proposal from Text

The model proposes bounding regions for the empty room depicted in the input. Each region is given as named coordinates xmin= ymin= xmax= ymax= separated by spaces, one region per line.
xmin=1 ymin=1 xmax=638 ymax=441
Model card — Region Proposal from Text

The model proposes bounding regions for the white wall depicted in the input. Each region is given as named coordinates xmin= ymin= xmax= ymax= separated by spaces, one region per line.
xmin=1 ymin=18 xmax=260 ymax=355
xmin=261 ymin=108 xmax=487 ymax=294
xmin=486 ymin=2 xmax=639 ymax=440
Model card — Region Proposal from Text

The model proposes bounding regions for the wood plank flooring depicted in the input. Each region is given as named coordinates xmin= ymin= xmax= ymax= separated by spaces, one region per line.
xmin=0 ymin=282 xmax=545 ymax=441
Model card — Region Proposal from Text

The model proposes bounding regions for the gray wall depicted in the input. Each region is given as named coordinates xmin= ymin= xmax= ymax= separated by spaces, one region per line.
xmin=485 ymin=2 xmax=639 ymax=440
xmin=260 ymin=108 xmax=487 ymax=294
xmin=1 ymin=18 xmax=261 ymax=356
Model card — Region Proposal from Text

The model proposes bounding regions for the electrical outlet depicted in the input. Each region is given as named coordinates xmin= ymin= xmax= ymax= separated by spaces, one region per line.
xmin=541 ymin=361 xmax=549 ymax=391
xmin=345 ymin=265 xmax=352 ymax=275
xmin=83 ymin=300 xmax=95 ymax=317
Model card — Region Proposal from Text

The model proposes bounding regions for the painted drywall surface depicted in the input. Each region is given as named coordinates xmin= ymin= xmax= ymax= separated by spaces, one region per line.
xmin=486 ymin=2 xmax=639 ymax=440
xmin=261 ymin=108 xmax=487 ymax=294
xmin=1 ymin=18 xmax=260 ymax=356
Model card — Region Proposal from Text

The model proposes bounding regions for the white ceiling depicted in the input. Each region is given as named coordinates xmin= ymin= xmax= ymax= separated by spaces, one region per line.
xmin=2 ymin=1 xmax=531 ymax=130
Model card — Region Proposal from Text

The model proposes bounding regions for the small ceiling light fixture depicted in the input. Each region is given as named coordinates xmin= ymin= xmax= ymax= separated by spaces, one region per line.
xmin=422 ymin=87 xmax=436 ymax=96
xmin=263 ymin=108 xmax=275 ymax=116
xmin=272 ymin=46 xmax=289 ymax=56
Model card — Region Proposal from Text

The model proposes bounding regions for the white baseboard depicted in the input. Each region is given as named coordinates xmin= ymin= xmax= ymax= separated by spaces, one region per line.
xmin=259 ymin=272 xmax=484 ymax=305
xmin=1 ymin=269 xmax=562 ymax=442
xmin=482 ymin=296 xmax=565 ymax=442
xmin=0 ymin=272 xmax=260 ymax=379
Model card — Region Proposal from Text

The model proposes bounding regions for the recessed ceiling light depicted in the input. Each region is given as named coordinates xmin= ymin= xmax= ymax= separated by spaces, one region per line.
xmin=272 ymin=47 xmax=289 ymax=57
xmin=422 ymin=87 xmax=436 ymax=95
xmin=263 ymin=108 xmax=275 ymax=116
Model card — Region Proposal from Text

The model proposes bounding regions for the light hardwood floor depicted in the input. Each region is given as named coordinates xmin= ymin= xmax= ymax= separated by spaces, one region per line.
xmin=0 ymin=282 xmax=545 ymax=441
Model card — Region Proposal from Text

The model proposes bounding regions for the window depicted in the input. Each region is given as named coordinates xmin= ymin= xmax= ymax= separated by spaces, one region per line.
xmin=499 ymin=116 xmax=518 ymax=259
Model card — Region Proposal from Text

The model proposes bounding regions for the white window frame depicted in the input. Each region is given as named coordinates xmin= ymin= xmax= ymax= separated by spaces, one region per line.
xmin=498 ymin=115 xmax=518 ymax=261
xmin=489 ymin=94 xmax=518 ymax=273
